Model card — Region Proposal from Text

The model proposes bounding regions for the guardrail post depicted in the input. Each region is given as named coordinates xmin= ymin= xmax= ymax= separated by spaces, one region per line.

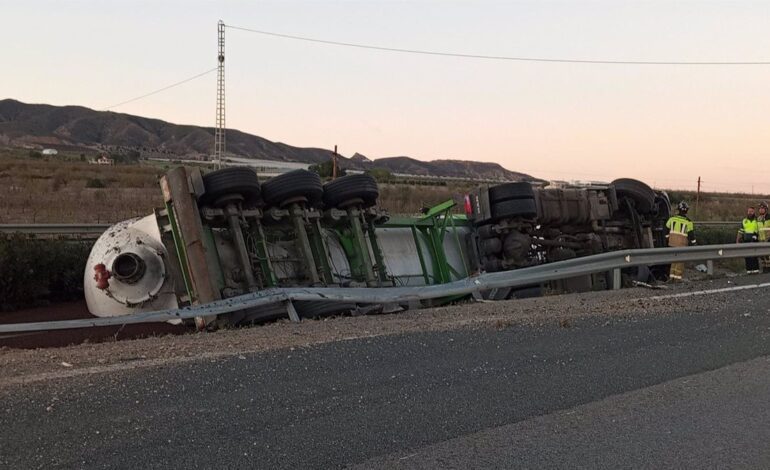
xmin=285 ymin=300 xmax=301 ymax=323
xmin=707 ymin=259 xmax=714 ymax=275
xmin=612 ymin=268 xmax=621 ymax=290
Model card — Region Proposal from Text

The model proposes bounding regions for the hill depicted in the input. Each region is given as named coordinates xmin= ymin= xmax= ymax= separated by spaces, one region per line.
xmin=0 ymin=99 xmax=537 ymax=181
xmin=355 ymin=156 xmax=527 ymax=180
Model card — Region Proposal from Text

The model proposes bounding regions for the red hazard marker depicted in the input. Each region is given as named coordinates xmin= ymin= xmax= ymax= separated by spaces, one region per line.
xmin=93 ymin=263 xmax=111 ymax=290
xmin=464 ymin=194 xmax=473 ymax=217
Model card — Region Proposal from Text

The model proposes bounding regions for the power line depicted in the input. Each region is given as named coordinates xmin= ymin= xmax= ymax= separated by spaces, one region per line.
xmin=225 ymin=24 xmax=770 ymax=66
xmin=103 ymin=67 xmax=218 ymax=110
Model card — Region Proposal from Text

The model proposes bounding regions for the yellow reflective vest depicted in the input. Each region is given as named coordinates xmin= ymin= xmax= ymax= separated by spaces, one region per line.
xmin=739 ymin=218 xmax=760 ymax=243
xmin=758 ymin=216 xmax=770 ymax=241
xmin=666 ymin=215 xmax=695 ymax=244
xmin=739 ymin=218 xmax=759 ymax=235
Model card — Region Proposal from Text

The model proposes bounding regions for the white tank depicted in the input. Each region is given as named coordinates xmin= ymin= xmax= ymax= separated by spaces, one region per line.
xmin=84 ymin=214 xmax=179 ymax=317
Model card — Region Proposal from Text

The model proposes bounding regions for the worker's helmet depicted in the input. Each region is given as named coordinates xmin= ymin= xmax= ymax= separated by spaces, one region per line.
xmin=759 ymin=201 xmax=769 ymax=210
xmin=677 ymin=201 xmax=689 ymax=213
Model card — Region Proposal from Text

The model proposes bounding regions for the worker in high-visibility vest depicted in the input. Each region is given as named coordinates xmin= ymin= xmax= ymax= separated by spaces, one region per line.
xmin=757 ymin=201 xmax=770 ymax=271
xmin=665 ymin=201 xmax=696 ymax=280
xmin=737 ymin=206 xmax=760 ymax=274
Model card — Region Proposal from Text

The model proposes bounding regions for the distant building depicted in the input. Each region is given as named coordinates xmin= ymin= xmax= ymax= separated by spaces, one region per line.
xmin=41 ymin=148 xmax=58 ymax=156
xmin=548 ymin=179 xmax=610 ymax=188
xmin=91 ymin=155 xmax=114 ymax=165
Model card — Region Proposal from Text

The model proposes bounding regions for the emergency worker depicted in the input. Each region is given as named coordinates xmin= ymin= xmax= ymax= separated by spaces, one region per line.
xmin=757 ymin=201 xmax=770 ymax=271
xmin=737 ymin=206 xmax=760 ymax=274
xmin=665 ymin=201 xmax=696 ymax=280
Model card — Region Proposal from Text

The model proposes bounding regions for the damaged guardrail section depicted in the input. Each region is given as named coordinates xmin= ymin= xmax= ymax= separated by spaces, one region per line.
xmin=3 ymin=242 xmax=770 ymax=334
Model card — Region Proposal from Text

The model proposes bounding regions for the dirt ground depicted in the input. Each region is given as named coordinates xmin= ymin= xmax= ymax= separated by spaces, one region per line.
xmin=2 ymin=272 xmax=766 ymax=388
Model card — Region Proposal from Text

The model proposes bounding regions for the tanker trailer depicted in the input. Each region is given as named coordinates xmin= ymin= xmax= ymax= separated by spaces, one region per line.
xmin=84 ymin=167 xmax=668 ymax=328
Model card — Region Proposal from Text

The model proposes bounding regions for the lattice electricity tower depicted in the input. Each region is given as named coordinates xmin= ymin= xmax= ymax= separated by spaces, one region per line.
xmin=214 ymin=20 xmax=226 ymax=169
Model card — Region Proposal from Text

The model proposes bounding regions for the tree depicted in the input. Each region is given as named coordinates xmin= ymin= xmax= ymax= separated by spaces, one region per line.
xmin=310 ymin=160 xmax=346 ymax=178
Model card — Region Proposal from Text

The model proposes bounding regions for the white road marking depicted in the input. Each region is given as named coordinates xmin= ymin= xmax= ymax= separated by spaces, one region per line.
xmin=650 ymin=282 xmax=770 ymax=300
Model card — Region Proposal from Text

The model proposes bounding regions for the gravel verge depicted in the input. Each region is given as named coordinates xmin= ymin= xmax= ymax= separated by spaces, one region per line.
xmin=1 ymin=272 xmax=768 ymax=387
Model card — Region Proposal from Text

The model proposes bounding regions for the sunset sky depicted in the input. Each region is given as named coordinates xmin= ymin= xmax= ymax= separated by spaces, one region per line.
xmin=3 ymin=0 xmax=770 ymax=193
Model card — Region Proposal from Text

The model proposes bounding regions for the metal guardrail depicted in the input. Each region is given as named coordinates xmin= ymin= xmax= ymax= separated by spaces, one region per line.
xmin=3 ymin=242 xmax=770 ymax=334
xmin=0 ymin=224 xmax=111 ymax=239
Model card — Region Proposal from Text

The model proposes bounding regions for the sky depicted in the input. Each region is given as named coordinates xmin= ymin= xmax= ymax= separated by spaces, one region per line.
xmin=2 ymin=0 xmax=770 ymax=193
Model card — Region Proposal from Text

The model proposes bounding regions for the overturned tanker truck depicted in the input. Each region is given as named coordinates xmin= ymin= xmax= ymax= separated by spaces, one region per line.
xmin=84 ymin=167 xmax=670 ymax=328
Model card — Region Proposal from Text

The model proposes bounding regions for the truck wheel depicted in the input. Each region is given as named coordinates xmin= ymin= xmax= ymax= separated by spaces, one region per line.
xmin=294 ymin=301 xmax=356 ymax=319
xmin=199 ymin=167 xmax=261 ymax=207
xmin=488 ymin=182 xmax=535 ymax=204
xmin=323 ymin=174 xmax=379 ymax=208
xmin=612 ymin=178 xmax=655 ymax=214
xmin=262 ymin=169 xmax=323 ymax=207
xmin=491 ymin=198 xmax=537 ymax=220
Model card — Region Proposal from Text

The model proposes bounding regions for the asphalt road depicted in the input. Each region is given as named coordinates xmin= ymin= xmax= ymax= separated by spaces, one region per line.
xmin=3 ymin=286 xmax=770 ymax=469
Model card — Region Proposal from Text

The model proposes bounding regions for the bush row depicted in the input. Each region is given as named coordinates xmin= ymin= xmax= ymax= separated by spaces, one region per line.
xmin=696 ymin=226 xmax=739 ymax=245
xmin=0 ymin=235 xmax=93 ymax=311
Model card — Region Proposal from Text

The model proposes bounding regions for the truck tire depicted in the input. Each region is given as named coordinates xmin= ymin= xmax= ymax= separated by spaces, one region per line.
xmin=262 ymin=169 xmax=323 ymax=207
xmin=612 ymin=178 xmax=655 ymax=214
xmin=323 ymin=174 xmax=379 ymax=208
xmin=488 ymin=182 xmax=535 ymax=204
xmin=294 ymin=301 xmax=356 ymax=319
xmin=199 ymin=167 xmax=261 ymax=207
xmin=491 ymin=198 xmax=537 ymax=220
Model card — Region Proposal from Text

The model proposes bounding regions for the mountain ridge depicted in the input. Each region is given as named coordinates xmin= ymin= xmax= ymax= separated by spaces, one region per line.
xmin=0 ymin=99 xmax=537 ymax=181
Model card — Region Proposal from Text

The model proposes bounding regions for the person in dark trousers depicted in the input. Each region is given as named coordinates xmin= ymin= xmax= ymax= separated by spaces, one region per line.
xmin=737 ymin=206 xmax=760 ymax=274
xmin=665 ymin=201 xmax=696 ymax=280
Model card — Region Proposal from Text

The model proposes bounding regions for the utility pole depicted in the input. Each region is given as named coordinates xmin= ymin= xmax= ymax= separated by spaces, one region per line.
xmin=214 ymin=20 xmax=226 ymax=169
xmin=695 ymin=176 xmax=701 ymax=218
xmin=332 ymin=145 xmax=338 ymax=179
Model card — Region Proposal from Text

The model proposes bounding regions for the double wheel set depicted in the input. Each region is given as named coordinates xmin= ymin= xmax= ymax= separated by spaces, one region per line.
xmin=487 ymin=182 xmax=538 ymax=221
xmin=482 ymin=178 xmax=665 ymax=224
xmin=198 ymin=167 xmax=379 ymax=211
xmin=196 ymin=167 xmax=381 ymax=322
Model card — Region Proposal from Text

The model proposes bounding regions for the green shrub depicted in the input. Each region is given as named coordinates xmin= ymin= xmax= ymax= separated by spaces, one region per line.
xmin=310 ymin=160 xmax=346 ymax=178
xmin=697 ymin=226 xmax=737 ymax=245
xmin=0 ymin=235 xmax=93 ymax=311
